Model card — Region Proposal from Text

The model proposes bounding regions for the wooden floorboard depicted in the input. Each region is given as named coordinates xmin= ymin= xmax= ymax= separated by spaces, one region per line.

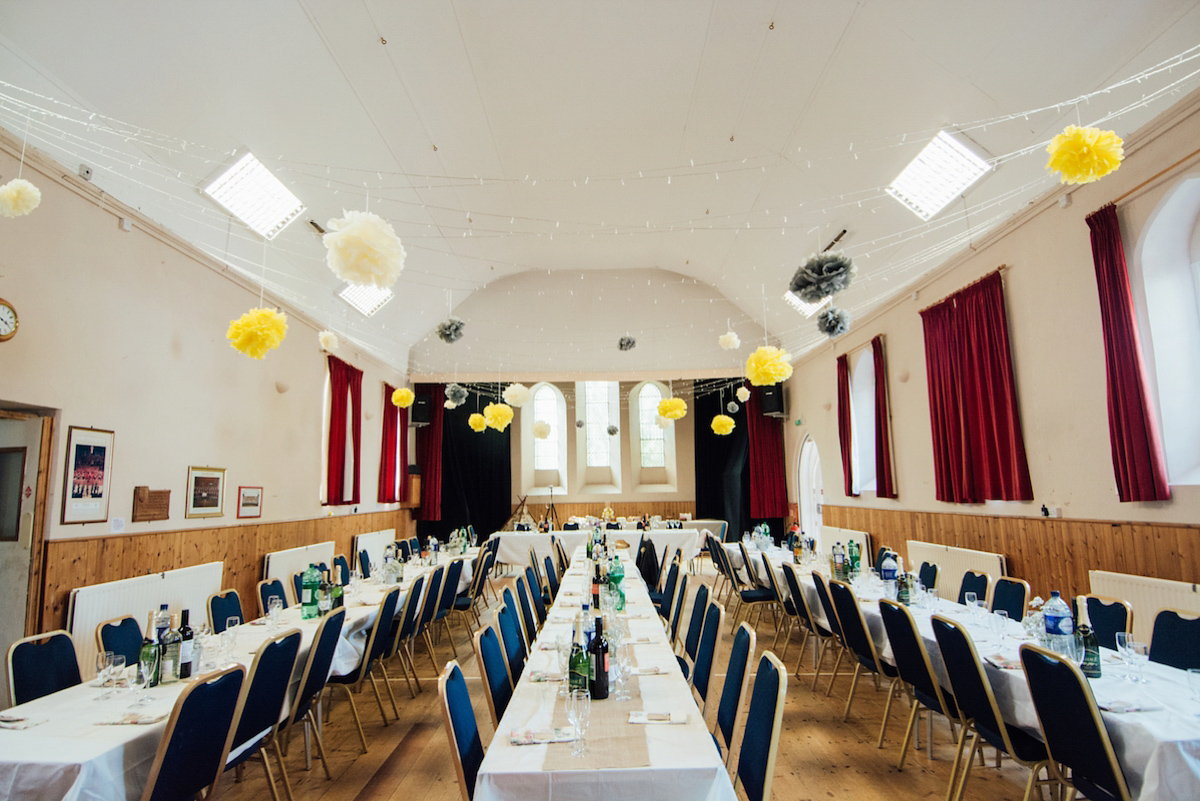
xmin=214 ymin=564 xmax=1039 ymax=801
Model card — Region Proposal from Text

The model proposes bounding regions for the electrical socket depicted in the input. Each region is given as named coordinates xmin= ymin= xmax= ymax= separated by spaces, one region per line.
xmin=119 ymin=217 xmax=132 ymax=232
xmin=78 ymin=163 xmax=93 ymax=181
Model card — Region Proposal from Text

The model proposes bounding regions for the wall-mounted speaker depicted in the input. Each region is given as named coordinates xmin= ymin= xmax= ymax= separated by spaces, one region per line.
xmin=761 ymin=384 xmax=788 ymax=418
xmin=410 ymin=394 xmax=432 ymax=426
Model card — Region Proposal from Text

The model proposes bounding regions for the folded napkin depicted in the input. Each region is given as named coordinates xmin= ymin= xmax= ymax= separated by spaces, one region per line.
xmin=1099 ymin=701 xmax=1164 ymax=714
xmin=984 ymin=654 xmax=1021 ymax=670
xmin=628 ymin=711 xmax=688 ymax=725
xmin=633 ymin=665 xmax=667 ymax=676
xmin=0 ymin=714 xmax=44 ymax=730
xmin=510 ymin=727 xmax=576 ymax=745
xmin=628 ymin=637 xmax=653 ymax=644
xmin=97 ymin=712 xmax=169 ymax=726
xmin=529 ymin=671 xmax=563 ymax=683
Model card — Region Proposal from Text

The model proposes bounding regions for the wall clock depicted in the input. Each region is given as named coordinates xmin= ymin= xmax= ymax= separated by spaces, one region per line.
xmin=0 ymin=298 xmax=16 ymax=342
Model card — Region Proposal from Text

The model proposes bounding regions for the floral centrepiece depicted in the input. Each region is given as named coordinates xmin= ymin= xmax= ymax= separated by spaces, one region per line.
xmin=483 ymin=402 xmax=514 ymax=432
xmin=736 ymin=386 xmax=751 ymax=403
xmin=789 ymin=251 xmax=856 ymax=303
xmin=502 ymin=383 xmax=531 ymax=407
xmin=227 ymin=307 xmax=288 ymax=360
xmin=658 ymin=397 xmax=688 ymax=420
xmin=711 ymin=414 xmax=736 ymax=436
xmin=392 ymin=387 xmax=415 ymax=408
xmin=817 ymin=306 xmax=850 ymax=339
xmin=318 ymin=330 xmax=339 ymax=351
xmin=468 ymin=413 xmax=486 ymax=432
xmin=719 ymin=330 xmax=741 ymax=350
xmin=437 ymin=317 xmax=465 ymax=343
xmin=1046 ymin=125 xmax=1124 ymax=185
xmin=323 ymin=210 xmax=405 ymax=288
xmin=532 ymin=420 xmax=551 ymax=439
xmin=745 ymin=345 xmax=793 ymax=386
xmin=0 ymin=178 xmax=41 ymax=218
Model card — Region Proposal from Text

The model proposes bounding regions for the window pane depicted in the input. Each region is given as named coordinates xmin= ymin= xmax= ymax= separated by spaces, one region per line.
xmin=533 ymin=386 xmax=558 ymax=470
xmin=638 ymin=385 xmax=666 ymax=468
xmin=585 ymin=381 xmax=611 ymax=467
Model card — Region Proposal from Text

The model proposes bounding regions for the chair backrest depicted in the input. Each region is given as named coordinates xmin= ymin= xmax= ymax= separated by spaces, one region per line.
xmin=439 ymin=661 xmax=485 ymax=801
xmin=364 ymin=588 xmax=402 ymax=669
xmin=528 ymin=546 xmax=545 ymax=594
xmin=1149 ymin=608 xmax=1200 ymax=670
xmin=657 ymin=561 xmax=680 ymax=619
xmin=286 ymin=608 xmax=345 ymax=730
xmin=781 ymin=564 xmax=817 ymax=633
xmin=692 ymin=601 xmax=725 ymax=711
xmin=417 ymin=566 xmax=445 ymax=632
xmin=931 ymin=614 xmax=1017 ymax=756
xmin=544 ymin=555 xmax=560 ymax=599
xmin=1076 ymin=594 xmax=1132 ymax=652
xmin=878 ymin=600 xmax=954 ymax=718
xmin=991 ymin=577 xmax=1029 ymax=620
xmin=760 ymin=553 xmax=784 ymax=605
xmin=1019 ymin=644 xmax=1131 ymax=801
xmin=291 ymin=572 xmax=305 ymax=607
xmin=524 ymin=566 xmax=548 ymax=624
xmin=828 ymin=580 xmax=885 ymax=671
xmin=409 ymin=537 xmax=420 ymax=556
xmin=669 ymin=574 xmax=690 ymax=646
xmin=683 ymin=583 xmax=710 ymax=661
xmin=957 ymin=570 xmax=990 ymax=605
xmin=918 ymin=561 xmax=939 ymax=591
xmin=208 ymin=589 xmax=244 ymax=633
xmin=874 ymin=547 xmax=889 ymax=572
xmin=96 ymin=615 xmax=142 ymax=668
xmin=227 ymin=629 xmax=302 ymax=766
xmin=472 ymin=623 xmax=512 ymax=728
xmin=333 ymin=553 xmax=350 ymax=586
xmin=637 ymin=537 xmax=659 ymax=587
xmin=436 ymin=558 xmax=466 ymax=618
xmin=735 ymin=652 xmax=788 ymax=801
xmin=512 ymin=578 xmax=539 ymax=648
xmin=494 ymin=604 xmax=527 ymax=687
xmin=397 ymin=540 xmax=411 ymax=560
xmin=554 ymin=539 xmax=570 ymax=574
xmin=140 ymin=665 xmax=245 ymax=801
xmin=811 ymin=572 xmax=843 ymax=641
xmin=257 ymin=578 xmax=288 ymax=617
xmin=715 ymin=622 xmax=756 ymax=754
xmin=736 ymin=542 xmax=757 ymax=590
xmin=656 ymin=544 xmax=674 ymax=591
xmin=476 ymin=549 xmax=497 ymax=596
xmin=358 ymin=549 xmax=372 ymax=579
xmin=394 ymin=573 xmax=427 ymax=642
xmin=8 ymin=630 xmax=81 ymax=706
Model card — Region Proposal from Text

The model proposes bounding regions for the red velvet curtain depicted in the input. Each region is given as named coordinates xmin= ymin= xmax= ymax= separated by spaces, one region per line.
xmin=745 ymin=386 xmax=788 ymax=518
xmin=378 ymin=383 xmax=409 ymax=504
xmin=871 ymin=335 xmax=898 ymax=498
xmin=325 ymin=355 xmax=362 ymax=505
xmin=1086 ymin=204 xmax=1171 ymax=501
xmin=920 ymin=271 xmax=1032 ymax=503
xmin=415 ymin=383 xmax=444 ymax=521
xmin=836 ymin=354 xmax=857 ymax=497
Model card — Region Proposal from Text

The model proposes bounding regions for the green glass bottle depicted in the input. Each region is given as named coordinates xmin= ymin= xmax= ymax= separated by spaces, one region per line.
xmin=569 ymin=614 xmax=590 ymax=692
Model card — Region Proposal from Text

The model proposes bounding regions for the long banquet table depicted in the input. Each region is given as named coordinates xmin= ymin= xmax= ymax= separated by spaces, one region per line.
xmin=474 ymin=547 xmax=736 ymax=801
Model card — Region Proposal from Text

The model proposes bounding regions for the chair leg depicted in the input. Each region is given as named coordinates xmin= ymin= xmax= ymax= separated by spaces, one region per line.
xmin=259 ymin=746 xmax=283 ymax=801
xmin=825 ymin=646 xmax=846 ymax=696
xmin=441 ymin=618 xmax=460 ymax=658
xmin=377 ymin=662 xmax=401 ymax=720
xmin=842 ymin=663 xmax=863 ymax=721
xmin=271 ymin=738 xmax=296 ymax=801
xmin=897 ymin=699 xmax=921 ymax=770
xmin=367 ymin=673 xmax=391 ymax=726
xmin=403 ymin=643 xmax=423 ymax=694
xmin=810 ymin=639 xmax=828 ymax=689
xmin=304 ymin=709 xmax=334 ymax=779
xmin=331 ymin=684 xmax=369 ymax=754
xmin=950 ymin=729 xmax=979 ymax=801
xmin=423 ymin=630 xmax=440 ymax=673
xmin=877 ymin=677 xmax=902 ymax=747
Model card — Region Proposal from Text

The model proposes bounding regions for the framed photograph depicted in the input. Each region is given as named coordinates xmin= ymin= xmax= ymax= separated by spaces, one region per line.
xmin=237 ymin=485 xmax=263 ymax=519
xmin=61 ymin=426 xmax=115 ymax=525
xmin=185 ymin=466 xmax=226 ymax=519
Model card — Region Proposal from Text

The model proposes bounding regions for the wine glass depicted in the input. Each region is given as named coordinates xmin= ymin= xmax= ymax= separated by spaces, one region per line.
xmin=566 ymin=689 xmax=591 ymax=757
xmin=130 ymin=655 xmax=155 ymax=706
xmin=992 ymin=610 xmax=1009 ymax=643
xmin=1129 ymin=641 xmax=1150 ymax=684
xmin=555 ymin=635 xmax=571 ymax=698
xmin=95 ymin=650 xmax=114 ymax=686
xmin=1114 ymin=631 xmax=1133 ymax=681
xmin=105 ymin=654 xmax=126 ymax=697
xmin=964 ymin=592 xmax=977 ymax=617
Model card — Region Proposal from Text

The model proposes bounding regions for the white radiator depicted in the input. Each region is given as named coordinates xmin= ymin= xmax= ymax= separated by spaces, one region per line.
xmin=353 ymin=528 xmax=398 ymax=578
xmin=818 ymin=526 xmax=873 ymax=568
xmin=67 ymin=561 xmax=223 ymax=679
xmin=1089 ymin=570 xmax=1200 ymax=644
xmin=906 ymin=541 xmax=1007 ymax=603
xmin=263 ymin=541 xmax=336 ymax=604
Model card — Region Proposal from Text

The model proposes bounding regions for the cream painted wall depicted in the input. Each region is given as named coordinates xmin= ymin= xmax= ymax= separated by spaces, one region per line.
xmin=0 ymin=142 xmax=409 ymax=541
xmin=783 ymin=90 xmax=1200 ymax=526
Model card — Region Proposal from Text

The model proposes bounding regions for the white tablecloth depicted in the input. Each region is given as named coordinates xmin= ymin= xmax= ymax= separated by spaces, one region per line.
xmin=490 ymin=531 xmax=590 ymax=567
xmin=474 ymin=548 xmax=736 ymax=801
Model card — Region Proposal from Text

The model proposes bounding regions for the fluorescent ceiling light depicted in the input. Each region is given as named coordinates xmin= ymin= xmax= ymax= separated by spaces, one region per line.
xmin=339 ymin=282 xmax=394 ymax=317
xmin=886 ymin=131 xmax=990 ymax=220
xmin=202 ymin=151 xmax=305 ymax=239
xmin=783 ymin=291 xmax=831 ymax=318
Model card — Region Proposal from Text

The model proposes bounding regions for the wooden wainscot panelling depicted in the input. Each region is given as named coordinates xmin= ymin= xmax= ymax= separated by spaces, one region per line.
xmin=822 ymin=505 xmax=1200 ymax=603
xmin=39 ymin=509 xmax=415 ymax=631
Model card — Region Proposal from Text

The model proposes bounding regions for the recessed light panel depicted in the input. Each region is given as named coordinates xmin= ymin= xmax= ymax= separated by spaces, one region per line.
xmin=339 ymin=283 xmax=394 ymax=317
xmin=783 ymin=291 xmax=831 ymax=318
xmin=886 ymin=131 xmax=990 ymax=220
xmin=202 ymin=152 xmax=305 ymax=239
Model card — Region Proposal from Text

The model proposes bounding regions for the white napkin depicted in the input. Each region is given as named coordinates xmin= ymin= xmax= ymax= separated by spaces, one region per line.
xmin=0 ymin=714 xmax=44 ymax=730
xmin=629 ymin=711 xmax=688 ymax=724
xmin=1099 ymin=701 xmax=1164 ymax=713
xmin=96 ymin=712 xmax=169 ymax=726
xmin=633 ymin=665 xmax=667 ymax=676
xmin=510 ymin=727 xmax=576 ymax=745
xmin=529 ymin=671 xmax=563 ymax=683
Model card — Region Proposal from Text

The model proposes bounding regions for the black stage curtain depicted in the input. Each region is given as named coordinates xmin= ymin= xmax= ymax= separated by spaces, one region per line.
xmin=694 ymin=387 xmax=749 ymax=539
xmin=417 ymin=384 xmax=512 ymax=541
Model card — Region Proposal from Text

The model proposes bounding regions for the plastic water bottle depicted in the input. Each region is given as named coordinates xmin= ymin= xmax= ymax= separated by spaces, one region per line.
xmin=1043 ymin=591 xmax=1074 ymax=654
xmin=880 ymin=552 xmax=899 ymax=600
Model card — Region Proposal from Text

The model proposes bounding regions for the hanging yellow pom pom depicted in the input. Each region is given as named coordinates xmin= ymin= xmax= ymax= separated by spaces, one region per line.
xmin=1045 ymin=125 xmax=1124 ymax=185
xmin=226 ymin=307 xmax=288 ymax=360
xmin=483 ymin=402 xmax=514 ymax=432
xmin=745 ymin=345 xmax=794 ymax=386
xmin=392 ymin=387 xmax=415 ymax=408
xmin=468 ymin=413 xmax=487 ymax=432
xmin=658 ymin=397 xmax=688 ymax=420
xmin=711 ymin=414 xmax=735 ymax=436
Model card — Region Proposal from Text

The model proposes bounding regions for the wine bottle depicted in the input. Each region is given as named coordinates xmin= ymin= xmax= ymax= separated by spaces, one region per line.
xmin=318 ymin=570 xmax=332 ymax=614
xmin=178 ymin=609 xmax=194 ymax=679
xmin=588 ymin=615 xmax=609 ymax=700
xmin=1078 ymin=603 xmax=1102 ymax=678
xmin=569 ymin=614 xmax=590 ymax=692
xmin=592 ymin=563 xmax=601 ymax=607
xmin=160 ymin=614 xmax=182 ymax=684
xmin=154 ymin=603 xmax=170 ymax=644
xmin=331 ymin=571 xmax=344 ymax=609
xmin=140 ymin=611 xmax=161 ymax=687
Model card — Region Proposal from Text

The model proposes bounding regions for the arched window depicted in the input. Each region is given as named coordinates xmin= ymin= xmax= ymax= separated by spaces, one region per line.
xmin=797 ymin=436 xmax=823 ymax=537
xmin=532 ymin=385 xmax=559 ymax=470
xmin=636 ymin=384 xmax=665 ymax=468
xmin=519 ymin=382 xmax=567 ymax=495
xmin=850 ymin=349 xmax=877 ymax=494
xmin=628 ymin=381 xmax=677 ymax=491
xmin=575 ymin=380 xmax=621 ymax=492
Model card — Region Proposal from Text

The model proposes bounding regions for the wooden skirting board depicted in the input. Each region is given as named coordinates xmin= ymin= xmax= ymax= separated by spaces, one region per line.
xmin=39 ymin=509 xmax=415 ymax=632
xmin=822 ymin=505 xmax=1200 ymax=602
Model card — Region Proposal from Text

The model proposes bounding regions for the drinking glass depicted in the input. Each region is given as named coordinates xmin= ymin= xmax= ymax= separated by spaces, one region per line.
xmin=974 ymin=599 xmax=989 ymax=621
xmin=1114 ymin=632 xmax=1133 ymax=681
xmin=566 ymin=689 xmax=591 ymax=757
xmin=555 ymin=635 xmax=571 ymax=698
xmin=221 ymin=624 xmax=237 ymax=664
xmin=612 ymin=642 xmax=633 ymax=701
xmin=964 ymin=592 xmax=977 ymax=613
xmin=992 ymin=610 xmax=1009 ymax=642
xmin=1129 ymin=641 xmax=1150 ymax=684
xmin=267 ymin=596 xmax=283 ymax=629
xmin=95 ymin=650 xmax=114 ymax=686
xmin=107 ymin=654 xmax=126 ymax=690
xmin=130 ymin=657 xmax=155 ymax=706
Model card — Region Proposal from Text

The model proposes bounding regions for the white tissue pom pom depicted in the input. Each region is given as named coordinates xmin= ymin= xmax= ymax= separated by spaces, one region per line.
xmin=318 ymin=330 xmax=339 ymax=351
xmin=655 ymin=415 xmax=673 ymax=429
xmin=444 ymin=400 xmax=458 ymax=409
xmin=323 ymin=210 xmax=405 ymax=289
xmin=502 ymin=383 xmax=531 ymax=407
xmin=736 ymin=386 xmax=751 ymax=403
xmin=719 ymin=331 xmax=741 ymax=350
xmin=0 ymin=178 xmax=41 ymax=217
xmin=532 ymin=420 xmax=551 ymax=439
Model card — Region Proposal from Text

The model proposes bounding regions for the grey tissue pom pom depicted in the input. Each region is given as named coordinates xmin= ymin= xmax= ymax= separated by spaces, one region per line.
xmin=789 ymin=252 xmax=855 ymax=303
xmin=727 ymin=401 xmax=740 ymax=413
xmin=575 ymin=419 xmax=584 ymax=429
xmin=437 ymin=317 xmax=465 ymax=343
xmin=817 ymin=306 xmax=851 ymax=339
xmin=445 ymin=383 xmax=468 ymax=405
xmin=618 ymin=336 xmax=636 ymax=351
xmin=607 ymin=424 xmax=619 ymax=436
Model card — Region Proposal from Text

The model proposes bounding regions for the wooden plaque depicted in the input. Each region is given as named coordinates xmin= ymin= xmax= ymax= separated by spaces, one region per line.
xmin=132 ymin=486 xmax=171 ymax=522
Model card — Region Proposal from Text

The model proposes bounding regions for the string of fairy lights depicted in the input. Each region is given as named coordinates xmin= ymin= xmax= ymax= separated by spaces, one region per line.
xmin=2 ymin=40 xmax=1199 ymax=389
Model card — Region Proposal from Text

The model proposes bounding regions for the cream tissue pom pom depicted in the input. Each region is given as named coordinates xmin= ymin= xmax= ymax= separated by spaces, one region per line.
xmin=323 ymin=210 xmax=406 ymax=289
xmin=319 ymin=330 xmax=339 ymax=351
xmin=532 ymin=420 xmax=551 ymax=439
xmin=719 ymin=331 xmax=741 ymax=350
xmin=736 ymin=386 xmax=751 ymax=403
xmin=0 ymin=178 xmax=41 ymax=218
xmin=655 ymin=415 xmax=673 ymax=429
xmin=502 ymin=383 xmax=531 ymax=407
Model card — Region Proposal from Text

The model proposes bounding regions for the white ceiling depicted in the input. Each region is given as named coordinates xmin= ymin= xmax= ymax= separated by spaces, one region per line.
xmin=2 ymin=1 xmax=1199 ymax=380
